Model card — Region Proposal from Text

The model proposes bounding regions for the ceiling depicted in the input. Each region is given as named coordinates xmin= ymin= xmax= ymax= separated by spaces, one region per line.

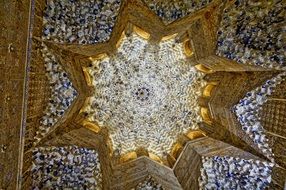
xmin=0 ymin=0 xmax=285 ymax=189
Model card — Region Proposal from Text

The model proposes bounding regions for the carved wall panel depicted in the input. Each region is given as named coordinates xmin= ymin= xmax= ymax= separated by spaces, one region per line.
xmin=0 ymin=0 xmax=31 ymax=189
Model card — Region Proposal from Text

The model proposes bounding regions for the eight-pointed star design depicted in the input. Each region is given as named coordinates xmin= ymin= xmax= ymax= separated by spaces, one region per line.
xmin=34 ymin=0 xmax=229 ymax=166
xmin=82 ymin=31 xmax=205 ymax=159
xmin=17 ymin=0 xmax=285 ymax=189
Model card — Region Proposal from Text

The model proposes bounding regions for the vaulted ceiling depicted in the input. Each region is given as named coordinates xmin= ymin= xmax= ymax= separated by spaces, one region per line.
xmin=0 ymin=0 xmax=285 ymax=189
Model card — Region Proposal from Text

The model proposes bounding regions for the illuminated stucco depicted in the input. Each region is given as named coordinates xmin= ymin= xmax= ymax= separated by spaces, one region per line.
xmin=83 ymin=32 xmax=205 ymax=158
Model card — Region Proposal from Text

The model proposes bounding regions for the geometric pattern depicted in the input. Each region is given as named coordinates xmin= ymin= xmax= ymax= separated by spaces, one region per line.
xmin=83 ymin=32 xmax=205 ymax=158
xmin=3 ymin=0 xmax=284 ymax=189
xmin=143 ymin=0 xmax=213 ymax=24
xmin=199 ymin=156 xmax=273 ymax=190
xmin=216 ymin=0 xmax=286 ymax=69
xmin=34 ymin=44 xmax=77 ymax=143
xmin=234 ymin=72 xmax=286 ymax=160
xmin=32 ymin=146 xmax=102 ymax=189
xmin=135 ymin=176 xmax=164 ymax=190
xmin=42 ymin=0 xmax=121 ymax=44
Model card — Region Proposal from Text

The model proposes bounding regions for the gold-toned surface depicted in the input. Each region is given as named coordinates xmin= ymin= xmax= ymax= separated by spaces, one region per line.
xmin=133 ymin=25 xmax=151 ymax=40
xmin=200 ymin=107 xmax=212 ymax=124
xmin=203 ymin=83 xmax=216 ymax=97
xmin=183 ymin=40 xmax=194 ymax=57
xmin=2 ymin=0 xmax=285 ymax=189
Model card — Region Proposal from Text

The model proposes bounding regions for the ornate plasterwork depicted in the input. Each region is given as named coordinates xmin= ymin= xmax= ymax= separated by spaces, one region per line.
xmin=134 ymin=176 xmax=164 ymax=190
xmin=216 ymin=0 xmax=286 ymax=69
xmin=32 ymin=146 xmax=102 ymax=189
xmin=199 ymin=156 xmax=273 ymax=190
xmin=143 ymin=0 xmax=213 ymax=24
xmin=42 ymin=0 xmax=121 ymax=44
xmin=83 ymin=32 xmax=205 ymax=158
xmin=234 ymin=72 xmax=286 ymax=160
xmin=35 ymin=44 xmax=77 ymax=143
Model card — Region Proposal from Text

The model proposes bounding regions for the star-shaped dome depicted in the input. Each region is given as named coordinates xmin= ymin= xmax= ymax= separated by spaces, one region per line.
xmin=1 ymin=0 xmax=286 ymax=189
xmin=83 ymin=31 xmax=205 ymax=159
